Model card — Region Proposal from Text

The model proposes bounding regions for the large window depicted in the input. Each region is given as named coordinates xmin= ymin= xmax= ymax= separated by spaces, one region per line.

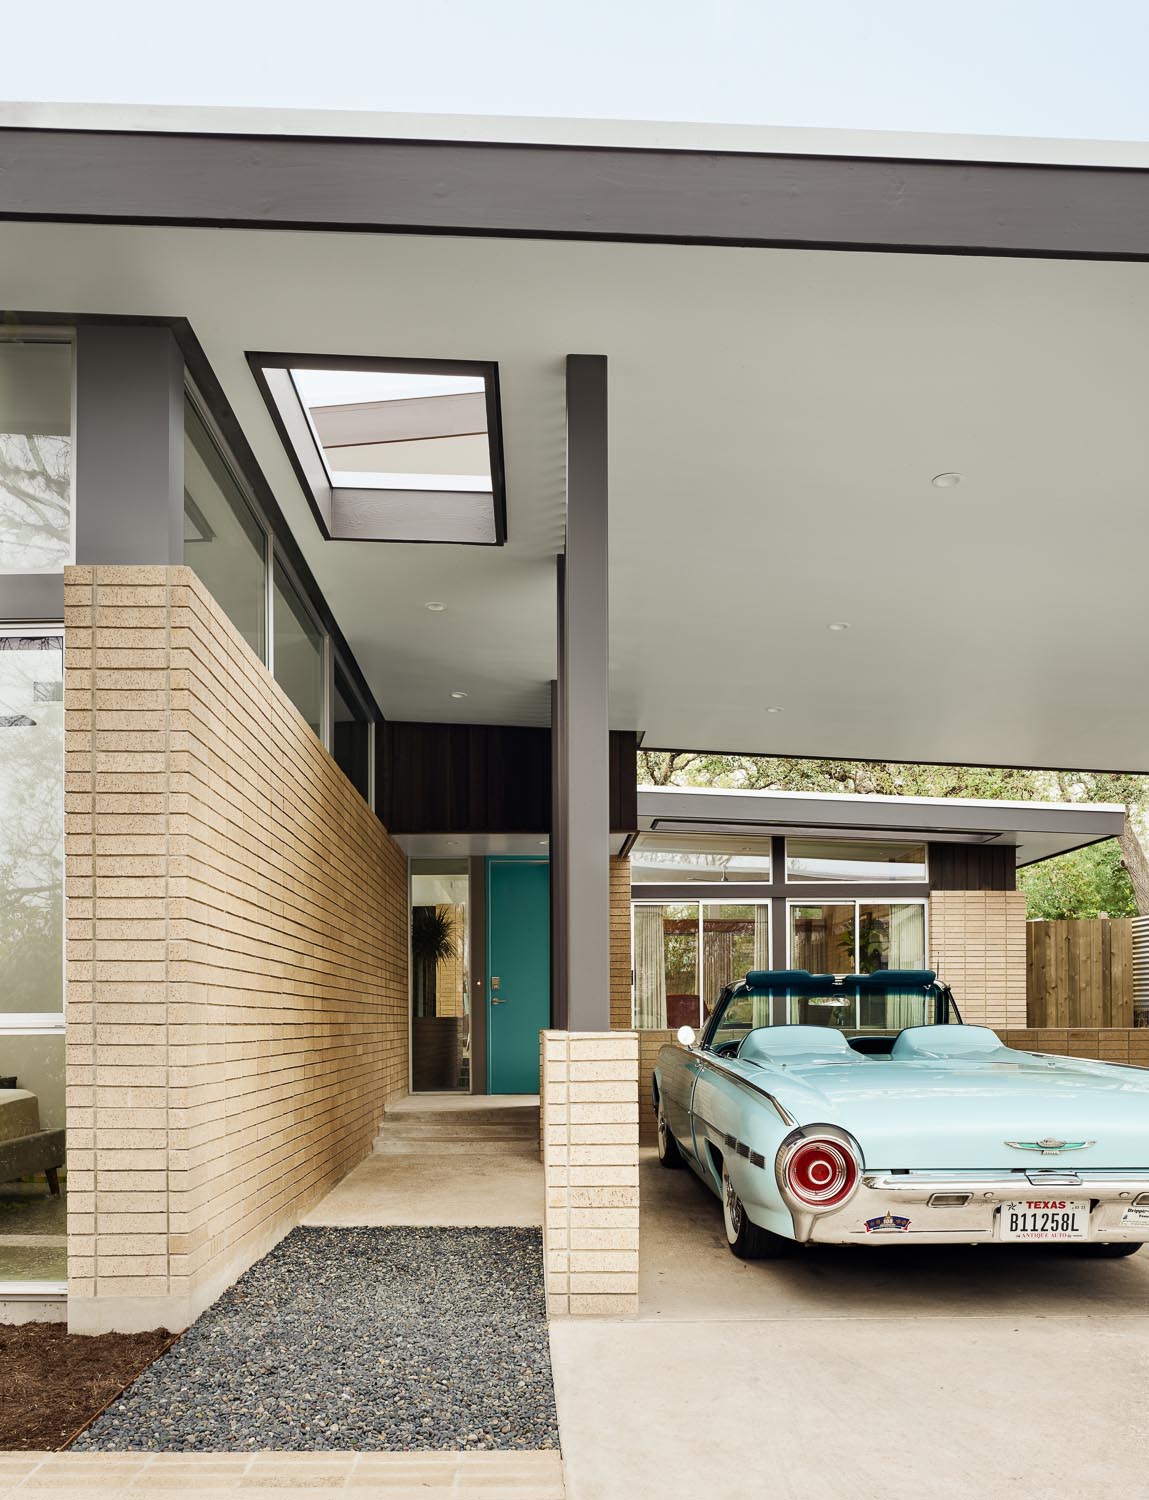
xmin=184 ymin=397 xmax=268 ymax=661
xmin=785 ymin=839 xmax=927 ymax=884
xmin=0 ymin=336 xmax=74 ymax=574
xmin=333 ymin=662 xmax=372 ymax=803
xmin=632 ymin=900 xmax=771 ymax=1029
xmin=272 ymin=558 xmax=325 ymax=739
xmin=0 ymin=631 xmax=66 ymax=1289
xmin=631 ymin=835 xmax=773 ymax=884
xmin=788 ymin=900 xmax=927 ymax=975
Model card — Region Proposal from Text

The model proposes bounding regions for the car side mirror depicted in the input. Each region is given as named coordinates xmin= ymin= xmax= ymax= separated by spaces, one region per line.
xmin=676 ymin=1025 xmax=696 ymax=1049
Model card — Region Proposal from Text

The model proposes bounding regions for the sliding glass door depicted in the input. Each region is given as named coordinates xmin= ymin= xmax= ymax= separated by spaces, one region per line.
xmin=788 ymin=900 xmax=927 ymax=975
xmin=631 ymin=901 xmax=771 ymax=1029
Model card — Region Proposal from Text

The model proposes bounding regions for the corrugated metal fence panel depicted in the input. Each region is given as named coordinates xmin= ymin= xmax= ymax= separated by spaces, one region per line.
xmin=1132 ymin=915 xmax=1149 ymax=1027
xmin=1026 ymin=918 xmax=1135 ymax=1028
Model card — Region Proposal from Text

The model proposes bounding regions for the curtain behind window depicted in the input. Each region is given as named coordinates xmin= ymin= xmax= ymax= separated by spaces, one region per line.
xmin=634 ymin=906 xmax=668 ymax=1028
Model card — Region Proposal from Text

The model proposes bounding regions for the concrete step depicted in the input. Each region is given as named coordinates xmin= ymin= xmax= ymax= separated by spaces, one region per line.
xmin=383 ymin=1106 xmax=539 ymax=1129
xmin=380 ymin=1118 xmax=538 ymax=1140
xmin=372 ymin=1135 xmax=539 ymax=1157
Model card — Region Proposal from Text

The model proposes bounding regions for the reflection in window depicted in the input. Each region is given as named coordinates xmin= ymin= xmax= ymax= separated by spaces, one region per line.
xmin=0 ymin=636 xmax=63 ymax=1016
xmin=0 ymin=339 xmax=73 ymax=574
xmin=785 ymin=839 xmax=927 ymax=884
xmin=633 ymin=902 xmax=771 ymax=1030
xmin=410 ymin=862 xmax=470 ymax=1091
xmin=333 ymin=662 xmax=372 ymax=804
xmin=273 ymin=558 xmax=324 ymax=738
xmin=631 ymin=835 xmax=772 ymax=884
xmin=0 ymin=1032 xmax=66 ymax=1283
xmin=184 ymin=398 xmax=268 ymax=660
xmin=789 ymin=901 xmax=926 ymax=975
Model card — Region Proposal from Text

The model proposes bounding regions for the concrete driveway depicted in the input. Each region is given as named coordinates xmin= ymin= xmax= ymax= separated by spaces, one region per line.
xmin=550 ymin=1148 xmax=1149 ymax=1500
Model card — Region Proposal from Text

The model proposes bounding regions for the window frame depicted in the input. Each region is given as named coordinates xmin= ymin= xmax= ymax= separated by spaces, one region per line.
xmin=784 ymin=837 xmax=929 ymax=886
xmin=0 ymin=623 xmax=67 ymax=1300
xmin=629 ymin=897 xmax=773 ymax=1029
xmin=785 ymin=896 xmax=929 ymax=975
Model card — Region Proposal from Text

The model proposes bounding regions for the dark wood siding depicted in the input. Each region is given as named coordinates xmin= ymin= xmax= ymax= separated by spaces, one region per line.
xmin=928 ymin=842 xmax=1016 ymax=891
xmin=379 ymin=723 xmax=638 ymax=835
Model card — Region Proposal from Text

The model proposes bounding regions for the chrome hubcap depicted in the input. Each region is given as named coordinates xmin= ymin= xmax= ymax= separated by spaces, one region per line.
xmin=723 ymin=1169 xmax=743 ymax=1240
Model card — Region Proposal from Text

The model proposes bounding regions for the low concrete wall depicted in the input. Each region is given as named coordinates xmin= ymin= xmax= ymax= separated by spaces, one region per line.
xmin=540 ymin=1029 xmax=639 ymax=1317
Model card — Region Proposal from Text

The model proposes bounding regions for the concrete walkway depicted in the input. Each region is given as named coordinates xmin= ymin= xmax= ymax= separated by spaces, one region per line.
xmin=550 ymin=1148 xmax=1149 ymax=1500
xmin=0 ymin=1451 xmax=563 ymax=1498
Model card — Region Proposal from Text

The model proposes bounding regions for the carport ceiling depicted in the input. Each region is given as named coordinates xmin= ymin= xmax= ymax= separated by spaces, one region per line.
xmin=4 ymin=210 xmax=1149 ymax=769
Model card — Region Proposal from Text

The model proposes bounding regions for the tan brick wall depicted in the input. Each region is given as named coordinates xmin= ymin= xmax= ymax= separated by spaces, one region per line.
xmin=639 ymin=1030 xmax=675 ymax=1144
xmin=65 ymin=565 xmax=408 ymax=1334
xmin=1001 ymin=1028 xmax=1149 ymax=1066
xmin=609 ymin=857 xmax=632 ymax=1029
xmin=929 ymin=889 xmax=1027 ymax=1027
xmin=541 ymin=1029 xmax=639 ymax=1317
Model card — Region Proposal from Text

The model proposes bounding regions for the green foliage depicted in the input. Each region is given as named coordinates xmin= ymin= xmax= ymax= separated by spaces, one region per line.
xmin=1017 ymin=840 xmax=1137 ymax=920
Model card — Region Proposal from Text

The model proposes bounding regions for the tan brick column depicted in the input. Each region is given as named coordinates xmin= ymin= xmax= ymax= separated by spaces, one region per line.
xmin=929 ymin=890 xmax=1027 ymax=1026
xmin=609 ymin=857 xmax=632 ymax=1029
xmin=541 ymin=1030 xmax=639 ymax=1316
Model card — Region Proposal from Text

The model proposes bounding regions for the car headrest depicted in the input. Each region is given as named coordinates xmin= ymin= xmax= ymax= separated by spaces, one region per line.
xmin=890 ymin=1025 xmax=1003 ymax=1060
xmin=744 ymin=969 xmax=836 ymax=992
xmin=738 ymin=1025 xmax=860 ymax=1065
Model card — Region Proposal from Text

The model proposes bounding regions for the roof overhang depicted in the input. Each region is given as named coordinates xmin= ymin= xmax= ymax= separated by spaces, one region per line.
xmin=636 ymin=786 xmax=1126 ymax=867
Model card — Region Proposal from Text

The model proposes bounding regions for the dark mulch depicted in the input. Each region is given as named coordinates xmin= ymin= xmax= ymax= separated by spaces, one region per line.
xmin=0 ymin=1323 xmax=175 ymax=1450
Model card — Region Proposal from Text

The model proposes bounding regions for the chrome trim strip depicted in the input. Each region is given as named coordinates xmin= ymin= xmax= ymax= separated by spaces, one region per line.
xmin=690 ymin=1050 xmax=798 ymax=1126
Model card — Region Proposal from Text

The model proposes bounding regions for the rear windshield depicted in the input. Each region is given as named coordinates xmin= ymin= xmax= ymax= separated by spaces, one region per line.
xmin=706 ymin=979 xmax=950 ymax=1051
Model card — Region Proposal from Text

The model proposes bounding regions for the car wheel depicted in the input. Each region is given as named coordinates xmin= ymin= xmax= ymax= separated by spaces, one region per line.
xmin=1074 ymin=1241 xmax=1143 ymax=1258
xmin=721 ymin=1160 xmax=772 ymax=1259
xmin=656 ymin=1096 xmax=683 ymax=1168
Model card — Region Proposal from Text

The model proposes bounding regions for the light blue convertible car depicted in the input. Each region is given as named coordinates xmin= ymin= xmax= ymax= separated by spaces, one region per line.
xmin=654 ymin=969 xmax=1149 ymax=1258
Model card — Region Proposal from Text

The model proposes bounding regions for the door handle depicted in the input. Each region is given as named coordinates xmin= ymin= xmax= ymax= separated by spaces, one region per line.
xmin=492 ymin=997 xmax=508 ymax=1005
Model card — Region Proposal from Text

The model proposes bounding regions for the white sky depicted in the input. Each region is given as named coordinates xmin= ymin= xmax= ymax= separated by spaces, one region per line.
xmin=4 ymin=0 xmax=1149 ymax=141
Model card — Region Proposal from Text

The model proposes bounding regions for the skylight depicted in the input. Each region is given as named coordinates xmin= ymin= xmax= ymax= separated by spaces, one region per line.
xmin=250 ymin=355 xmax=505 ymax=546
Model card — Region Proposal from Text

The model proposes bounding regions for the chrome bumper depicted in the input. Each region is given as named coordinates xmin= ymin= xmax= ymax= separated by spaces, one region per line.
xmin=799 ymin=1170 xmax=1149 ymax=1245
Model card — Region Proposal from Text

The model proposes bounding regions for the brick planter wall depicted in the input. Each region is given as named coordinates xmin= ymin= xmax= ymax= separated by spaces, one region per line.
xmin=64 ymin=566 xmax=409 ymax=1333
xmin=540 ymin=1030 xmax=639 ymax=1317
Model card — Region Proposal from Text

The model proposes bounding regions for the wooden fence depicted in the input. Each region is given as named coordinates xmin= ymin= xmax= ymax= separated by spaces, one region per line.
xmin=1133 ymin=915 xmax=1149 ymax=1028
xmin=1026 ymin=918 xmax=1134 ymax=1028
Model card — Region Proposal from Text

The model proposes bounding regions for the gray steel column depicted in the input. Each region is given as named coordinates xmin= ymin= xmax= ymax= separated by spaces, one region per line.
xmin=557 ymin=354 xmax=610 ymax=1031
xmin=75 ymin=326 xmax=184 ymax=565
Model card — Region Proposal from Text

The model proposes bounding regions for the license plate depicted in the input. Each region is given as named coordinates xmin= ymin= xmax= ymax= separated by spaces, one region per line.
xmin=998 ymin=1199 xmax=1090 ymax=1241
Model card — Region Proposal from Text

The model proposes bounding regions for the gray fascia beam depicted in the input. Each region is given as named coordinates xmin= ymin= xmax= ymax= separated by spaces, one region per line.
xmin=75 ymin=326 xmax=184 ymax=565
xmin=4 ymin=130 xmax=1149 ymax=259
xmin=558 ymin=355 xmax=610 ymax=1031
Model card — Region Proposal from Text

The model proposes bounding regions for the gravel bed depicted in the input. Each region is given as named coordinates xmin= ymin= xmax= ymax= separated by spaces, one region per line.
xmin=75 ymin=1226 xmax=558 ymax=1451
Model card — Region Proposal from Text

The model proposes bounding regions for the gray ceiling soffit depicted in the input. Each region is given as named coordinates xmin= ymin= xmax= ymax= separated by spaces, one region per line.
xmin=638 ymin=790 xmax=1126 ymax=838
xmin=2 ymin=130 xmax=1149 ymax=258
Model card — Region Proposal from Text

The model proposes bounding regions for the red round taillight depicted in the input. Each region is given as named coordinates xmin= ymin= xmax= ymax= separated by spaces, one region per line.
xmin=783 ymin=1137 xmax=859 ymax=1208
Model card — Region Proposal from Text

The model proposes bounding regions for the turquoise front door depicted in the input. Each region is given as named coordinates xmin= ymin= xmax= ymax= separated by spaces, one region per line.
xmin=487 ymin=857 xmax=551 ymax=1094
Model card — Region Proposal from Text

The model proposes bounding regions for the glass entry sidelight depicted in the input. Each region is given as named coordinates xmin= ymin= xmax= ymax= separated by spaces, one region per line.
xmin=409 ymin=860 xmax=470 ymax=1091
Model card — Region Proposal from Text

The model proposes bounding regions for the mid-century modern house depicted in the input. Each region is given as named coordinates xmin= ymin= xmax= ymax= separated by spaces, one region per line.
xmin=2 ymin=102 xmax=1149 ymax=1332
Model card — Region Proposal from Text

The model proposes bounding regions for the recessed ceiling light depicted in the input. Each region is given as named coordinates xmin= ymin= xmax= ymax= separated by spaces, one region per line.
xmin=425 ymin=601 xmax=447 ymax=612
xmin=764 ymin=706 xmax=784 ymax=713
xmin=931 ymin=472 xmax=962 ymax=489
xmin=828 ymin=622 xmax=850 ymax=632
xmin=450 ymin=690 xmax=468 ymax=699
xmin=537 ymin=839 xmax=548 ymax=846
xmin=446 ymin=840 xmax=459 ymax=847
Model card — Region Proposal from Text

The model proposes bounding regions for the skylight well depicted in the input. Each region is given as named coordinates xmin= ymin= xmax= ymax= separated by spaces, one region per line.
xmin=251 ymin=356 xmax=506 ymax=545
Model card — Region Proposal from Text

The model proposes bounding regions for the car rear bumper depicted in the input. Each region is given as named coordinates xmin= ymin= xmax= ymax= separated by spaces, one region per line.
xmin=799 ymin=1170 xmax=1149 ymax=1245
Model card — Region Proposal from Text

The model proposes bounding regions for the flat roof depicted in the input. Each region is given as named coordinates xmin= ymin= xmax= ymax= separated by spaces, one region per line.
xmin=5 ymin=100 xmax=1149 ymax=167
xmin=636 ymin=786 xmax=1125 ymax=868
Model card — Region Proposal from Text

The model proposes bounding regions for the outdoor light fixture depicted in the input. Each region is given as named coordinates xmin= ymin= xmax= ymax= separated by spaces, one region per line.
xmin=931 ymin=472 xmax=962 ymax=488
xmin=828 ymin=622 xmax=850 ymax=632
xmin=765 ymin=705 xmax=784 ymax=713
xmin=425 ymin=601 xmax=447 ymax=612
xmin=450 ymin=690 xmax=468 ymax=699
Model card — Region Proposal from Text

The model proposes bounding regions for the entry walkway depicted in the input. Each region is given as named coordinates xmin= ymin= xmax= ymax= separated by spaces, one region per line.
xmin=304 ymin=1094 xmax=542 ymax=1228
xmin=550 ymin=1148 xmax=1149 ymax=1500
